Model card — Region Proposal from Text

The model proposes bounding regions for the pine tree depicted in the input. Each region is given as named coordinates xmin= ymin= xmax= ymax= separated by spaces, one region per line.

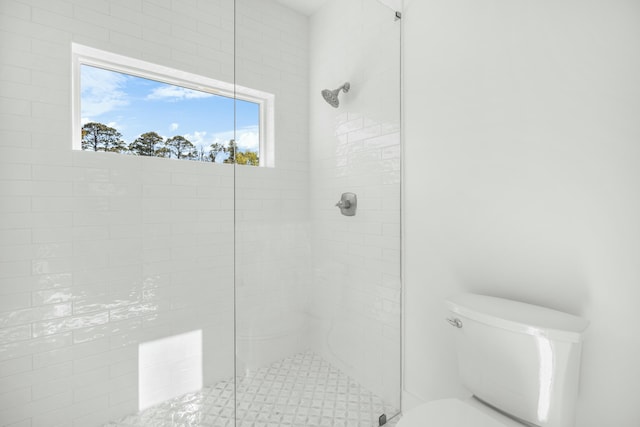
xmin=81 ymin=122 xmax=127 ymax=153
xmin=129 ymin=132 xmax=164 ymax=157
xmin=165 ymin=135 xmax=196 ymax=159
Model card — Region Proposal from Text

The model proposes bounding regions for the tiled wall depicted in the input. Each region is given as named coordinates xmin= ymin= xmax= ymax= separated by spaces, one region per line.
xmin=0 ymin=0 xmax=310 ymax=425
xmin=308 ymin=0 xmax=402 ymax=409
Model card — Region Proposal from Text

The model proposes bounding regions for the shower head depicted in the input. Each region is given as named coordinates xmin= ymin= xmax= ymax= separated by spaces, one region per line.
xmin=321 ymin=82 xmax=350 ymax=108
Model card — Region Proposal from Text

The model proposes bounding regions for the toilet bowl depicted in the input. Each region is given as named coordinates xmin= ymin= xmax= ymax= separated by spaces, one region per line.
xmin=398 ymin=398 xmax=524 ymax=427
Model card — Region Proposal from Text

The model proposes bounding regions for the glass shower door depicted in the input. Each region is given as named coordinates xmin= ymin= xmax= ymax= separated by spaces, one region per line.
xmin=0 ymin=0 xmax=240 ymax=425
xmin=234 ymin=0 xmax=402 ymax=425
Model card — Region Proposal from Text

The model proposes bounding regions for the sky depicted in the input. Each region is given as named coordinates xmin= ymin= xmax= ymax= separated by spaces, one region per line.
xmin=80 ymin=64 xmax=260 ymax=153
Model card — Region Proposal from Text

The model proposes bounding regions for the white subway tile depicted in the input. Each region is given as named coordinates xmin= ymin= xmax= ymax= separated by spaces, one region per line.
xmin=0 ymin=0 xmax=31 ymax=20
xmin=30 ymin=213 xmax=72 ymax=229
xmin=32 ymin=311 xmax=109 ymax=338
xmin=0 ymin=196 xmax=30 ymax=214
xmin=0 ymin=129 xmax=31 ymax=148
xmin=0 ymin=96 xmax=31 ymax=117
xmin=31 ymin=376 xmax=73 ymax=401
xmin=2 ymin=361 xmax=73 ymax=395
xmin=0 ymin=291 xmax=30 ymax=313
xmin=72 ymin=351 xmax=112 ymax=375
xmin=0 ymin=354 xmax=32 ymax=377
xmin=30 ymin=181 xmax=72 ymax=198
xmin=0 ymin=162 xmax=31 ymax=179
xmin=71 ymin=226 xmax=108 ymax=241
xmin=32 ymin=288 xmax=73 ymax=307
xmin=31 ymin=257 xmax=73 ymax=276
xmin=31 ymin=197 xmax=73 ymax=213
xmin=0 ymin=386 xmax=31 ymax=411
xmin=0 ymin=324 xmax=32 ymax=344
xmin=0 ymin=332 xmax=72 ymax=363
xmin=0 ymin=261 xmax=31 ymax=279
xmin=108 ymin=357 xmax=136 ymax=380
xmin=28 ymin=275 xmax=71 ymax=295
xmin=30 ymin=227 xmax=73 ymax=244
xmin=0 ymin=228 xmax=31 ymax=247
xmin=0 ymin=213 xmax=33 ymax=230
xmin=0 ymin=303 xmax=71 ymax=328
xmin=70 ymin=399 xmax=110 ymax=427
xmin=5 ymin=418 xmax=31 ymax=427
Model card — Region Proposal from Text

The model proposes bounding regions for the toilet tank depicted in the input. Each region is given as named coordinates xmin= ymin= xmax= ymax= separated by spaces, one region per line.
xmin=446 ymin=294 xmax=589 ymax=427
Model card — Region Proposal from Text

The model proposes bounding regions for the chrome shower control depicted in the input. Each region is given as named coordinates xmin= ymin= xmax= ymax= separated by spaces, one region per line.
xmin=447 ymin=317 xmax=463 ymax=328
xmin=335 ymin=192 xmax=357 ymax=216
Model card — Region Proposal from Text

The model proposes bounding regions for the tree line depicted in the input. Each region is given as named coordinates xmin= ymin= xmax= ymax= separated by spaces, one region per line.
xmin=81 ymin=122 xmax=259 ymax=166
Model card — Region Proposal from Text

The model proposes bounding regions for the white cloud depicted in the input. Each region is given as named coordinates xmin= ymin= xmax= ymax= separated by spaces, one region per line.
xmin=236 ymin=126 xmax=259 ymax=151
xmin=183 ymin=131 xmax=208 ymax=146
xmin=147 ymin=86 xmax=214 ymax=101
xmin=170 ymin=123 xmax=179 ymax=131
xmin=207 ymin=130 xmax=233 ymax=147
xmin=81 ymin=66 xmax=129 ymax=118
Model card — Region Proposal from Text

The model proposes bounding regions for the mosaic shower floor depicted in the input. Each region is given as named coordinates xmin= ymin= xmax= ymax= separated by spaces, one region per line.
xmin=105 ymin=351 xmax=400 ymax=427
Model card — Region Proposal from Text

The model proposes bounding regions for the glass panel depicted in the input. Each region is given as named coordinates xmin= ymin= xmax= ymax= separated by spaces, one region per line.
xmin=234 ymin=0 xmax=402 ymax=425
xmin=91 ymin=1 xmax=238 ymax=425
xmin=233 ymin=0 xmax=314 ymax=417
xmin=0 ymin=1 xmax=236 ymax=426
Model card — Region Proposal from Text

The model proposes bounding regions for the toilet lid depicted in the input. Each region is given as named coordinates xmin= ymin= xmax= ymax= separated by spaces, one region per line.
xmin=397 ymin=398 xmax=523 ymax=427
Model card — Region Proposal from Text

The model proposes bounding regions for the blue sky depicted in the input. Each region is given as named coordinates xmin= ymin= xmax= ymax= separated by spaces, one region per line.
xmin=80 ymin=64 xmax=260 ymax=153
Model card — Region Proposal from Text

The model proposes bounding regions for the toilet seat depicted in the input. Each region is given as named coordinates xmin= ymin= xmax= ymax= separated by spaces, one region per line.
xmin=397 ymin=398 xmax=524 ymax=427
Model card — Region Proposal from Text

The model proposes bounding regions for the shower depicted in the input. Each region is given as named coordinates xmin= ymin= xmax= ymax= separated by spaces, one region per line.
xmin=321 ymin=82 xmax=350 ymax=108
xmin=0 ymin=0 xmax=402 ymax=426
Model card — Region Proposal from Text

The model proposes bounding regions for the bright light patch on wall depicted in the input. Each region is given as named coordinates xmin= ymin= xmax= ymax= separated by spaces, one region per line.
xmin=139 ymin=330 xmax=203 ymax=411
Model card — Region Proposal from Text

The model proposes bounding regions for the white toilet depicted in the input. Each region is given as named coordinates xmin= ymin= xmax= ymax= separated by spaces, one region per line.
xmin=399 ymin=293 xmax=589 ymax=427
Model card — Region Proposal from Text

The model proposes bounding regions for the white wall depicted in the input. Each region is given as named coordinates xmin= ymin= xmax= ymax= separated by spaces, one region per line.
xmin=309 ymin=0 xmax=402 ymax=408
xmin=403 ymin=0 xmax=640 ymax=425
xmin=0 ymin=0 xmax=310 ymax=425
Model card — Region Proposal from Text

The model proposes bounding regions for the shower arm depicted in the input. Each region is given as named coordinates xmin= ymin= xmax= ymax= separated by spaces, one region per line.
xmin=338 ymin=82 xmax=350 ymax=93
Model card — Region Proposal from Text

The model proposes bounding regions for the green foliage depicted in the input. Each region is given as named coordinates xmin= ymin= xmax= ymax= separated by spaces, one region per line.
xmin=129 ymin=132 xmax=164 ymax=157
xmin=81 ymin=122 xmax=127 ymax=153
xmin=165 ymin=135 xmax=196 ymax=159
xmin=236 ymin=151 xmax=259 ymax=166
xmin=81 ymin=122 xmax=260 ymax=167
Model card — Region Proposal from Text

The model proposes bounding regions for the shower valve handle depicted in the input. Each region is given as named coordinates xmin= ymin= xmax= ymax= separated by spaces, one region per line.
xmin=335 ymin=193 xmax=357 ymax=216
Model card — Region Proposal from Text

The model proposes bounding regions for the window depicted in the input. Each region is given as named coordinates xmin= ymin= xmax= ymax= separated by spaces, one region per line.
xmin=71 ymin=43 xmax=274 ymax=167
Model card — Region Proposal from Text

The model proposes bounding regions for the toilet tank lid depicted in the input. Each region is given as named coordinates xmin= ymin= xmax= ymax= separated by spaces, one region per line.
xmin=446 ymin=294 xmax=589 ymax=343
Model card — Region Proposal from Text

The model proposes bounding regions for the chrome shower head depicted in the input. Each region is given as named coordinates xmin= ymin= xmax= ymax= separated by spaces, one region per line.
xmin=321 ymin=82 xmax=350 ymax=108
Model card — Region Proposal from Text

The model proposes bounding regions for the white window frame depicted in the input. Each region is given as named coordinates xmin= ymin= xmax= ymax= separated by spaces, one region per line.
xmin=71 ymin=43 xmax=275 ymax=167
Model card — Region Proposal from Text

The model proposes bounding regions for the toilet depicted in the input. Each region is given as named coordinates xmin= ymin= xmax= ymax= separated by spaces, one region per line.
xmin=399 ymin=294 xmax=589 ymax=427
